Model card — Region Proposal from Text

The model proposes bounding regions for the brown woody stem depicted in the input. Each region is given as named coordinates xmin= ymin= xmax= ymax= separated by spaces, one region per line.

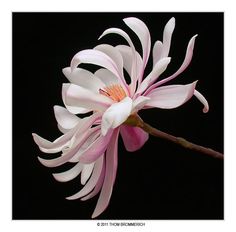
xmin=125 ymin=114 xmax=223 ymax=160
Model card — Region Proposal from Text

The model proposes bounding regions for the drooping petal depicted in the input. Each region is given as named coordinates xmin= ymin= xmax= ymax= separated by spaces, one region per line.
xmin=62 ymin=67 xmax=105 ymax=93
xmin=161 ymin=17 xmax=175 ymax=58
xmin=94 ymin=68 xmax=119 ymax=86
xmin=123 ymin=17 xmax=151 ymax=69
xmin=120 ymin=125 xmax=149 ymax=152
xmin=152 ymin=40 xmax=163 ymax=67
xmin=132 ymin=96 xmax=150 ymax=113
xmin=54 ymin=105 xmax=80 ymax=130
xmin=80 ymin=160 xmax=105 ymax=201
xmin=64 ymin=83 xmax=113 ymax=112
xmin=136 ymin=57 xmax=171 ymax=95
xmin=101 ymin=97 xmax=133 ymax=136
xmin=66 ymin=156 xmax=104 ymax=200
xmin=52 ymin=162 xmax=84 ymax=182
xmin=81 ymin=163 xmax=95 ymax=185
xmin=70 ymin=49 xmax=120 ymax=78
xmin=78 ymin=129 xmax=113 ymax=164
xmin=145 ymin=81 xmax=197 ymax=109
xmin=194 ymin=90 xmax=209 ymax=113
xmin=91 ymin=128 xmax=119 ymax=218
xmin=62 ymin=83 xmax=91 ymax=114
xmin=145 ymin=35 xmax=198 ymax=95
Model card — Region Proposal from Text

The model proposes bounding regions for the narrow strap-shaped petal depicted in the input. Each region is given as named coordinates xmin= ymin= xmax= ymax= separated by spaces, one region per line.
xmin=136 ymin=57 xmax=171 ymax=95
xmin=145 ymin=35 xmax=198 ymax=95
xmin=70 ymin=49 xmax=120 ymax=78
xmin=120 ymin=125 xmax=149 ymax=152
xmin=91 ymin=128 xmax=119 ymax=218
xmin=81 ymin=163 xmax=95 ymax=185
xmin=66 ymin=156 xmax=104 ymax=200
xmin=80 ymin=158 xmax=105 ymax=201
xmin=194 ymin=89 xmax=209 ymax=113
xmin=145 ymin=81 xmax=197 ymax=109
xmin=123 ymin=17 xmax=151 ymax=71
xmin=52 ymin=162 xmax=84 ymax=182
xmin=161 ymin=17 xmax=175 ymax=58
xmin=62 ymin=83 xmax=91 ymax=114
xmin=62 ymin=67 xmax=105 ymax=93
xmin=64 ymin=83 xmax=113 ymax=112
xmin=152 ymin=40 xmax=163 ymax=67
xmin=101 ymin=97 xmax=133 ymax=136
xmin=54 ymin=105 xmax=80 ymax=130
xmin=78 ymin=129 xmax=113 ymax=164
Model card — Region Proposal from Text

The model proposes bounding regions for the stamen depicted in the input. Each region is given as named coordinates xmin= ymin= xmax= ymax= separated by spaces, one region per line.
xmin=99 ymin=84 xmax=127 ymax=102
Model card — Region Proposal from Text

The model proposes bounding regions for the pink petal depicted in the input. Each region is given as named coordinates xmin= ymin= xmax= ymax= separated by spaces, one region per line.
xmin=145 ymin=81 xmax=197 ymax=109
xmin=123 ymin=17 xmax=151 ymax=71
xmin=91 ymin=128 xmax=119 ymax=218
xmin=194 ymin=90 xmax=209 ymax=113
xmin=94 ymin=68 xmax=119 ymax=86
xmin=78 ymin=129 xmax=113 ymax=164
xmin=52 ymin=162 xmax=84 ymax=182
xmin=66 ymin=155 xmax=104 ymax=200
xmin=70 ymin=49 xmax=120 ymax=78
xmin=152 ymin=40 xmax=163 ymax=67
xmin=145 ymin=35 xmax=198 ymax=95
xmin=132 ymin=96 xmax=150 ymax=113
xmin=64 ymin=83 xmax=113 ymax=112
xmin=81 ymin=163 xmax=95 ymax=185
xmin=120 ymin=125 xmax=149 ymax=152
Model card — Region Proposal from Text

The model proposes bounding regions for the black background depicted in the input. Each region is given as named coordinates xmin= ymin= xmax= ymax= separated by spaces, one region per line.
xmin=13 ymin=13 xmax=223 ymax=219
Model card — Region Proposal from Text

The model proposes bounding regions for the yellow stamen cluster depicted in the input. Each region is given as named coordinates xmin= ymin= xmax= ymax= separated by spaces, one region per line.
xmin=99 ymin=84 xmax=126 ymax=102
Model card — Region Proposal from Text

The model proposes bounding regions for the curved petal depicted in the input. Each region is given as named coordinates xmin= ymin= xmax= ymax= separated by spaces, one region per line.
xmin=152 ymin=40 xmax=163 ymax=67
xmin=120 ymin=125 xmax=149 ymax=152
xmin=145 ymin=81 xmax=197 ymax=109
xmin=80 ymin=160 xmax=105 ymax=201
xmin=91 ymin=128 xmax=119 ymax=218
xmin=62 ymin=67 xmax=105 ymax=93
xmin=145 ymin=35 xmax=198 ymax=95
xmin=54 ymin=105 xmax=80 ymax=130
xmin=194 ymin=90 xmax=209 ymax=113
xmin=136 ymin=57 xmax=171 ymax=95
xmin=81 ymin=163 xmax=95 ymax=185
xmin=132 ymin=96 xmax=150 ymax=113
xmin=161 ymin=17 xmax=175 ymax=58
xmin=78 ymin=129 xmax=113 ymax=164
xmin=64 ymin=83 xmax=113 ymax=112
xmin=123 ymin=17 xmax=151 ymax=68
xmin=94 ymin=68 xmax=119 ymax=86
xmin=66 ymin=156 xmax=104 ymax=200
xmin=101 ymin=97 xmax=133 ymax=136
xmin=70 ymin=49 xmax=120 ymax=78
xmin=62 ymin=83 xmax=91 ymax=114
xmin=52 ymin=162 xmax=84 ymax=182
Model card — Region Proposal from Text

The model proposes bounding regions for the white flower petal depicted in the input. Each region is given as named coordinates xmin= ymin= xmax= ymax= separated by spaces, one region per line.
xmin=136 ymin=57 xmax=171 ymax=95
xmin=161 ymin=17 xmax=175 ymax=58
xmin=54 ymin=105 xmax=80 ymax=130
xmin=62 ymin=83 xmax=91 ymax=114
xmin=62 ymin=67 xmax=105 ymax=93
xmin=146 ymin=81 xmax=197 ymax=109
xmin=66 ymin=156 xmax=104 ymax=200
xmin=70 ymin=49 xmax=120 ymax=78
xmin=152 ymin=40 xmax=163 ymax=67
xmin=64 ymin=83 xmax=113 ymax=112
xmin=132 ymin=96 xmax=150 ymax=113
xmin=81 ymin=163 xmax=95 ymax=185
xmin=52 ymin=162 xmax=84 ymax=182
xmin=194 ymin=90 xmax=209 ymax=113
xmin=94 ymin=68 xmax=119 ymax=86
xmin=101 ymin=97 xmax=133 ymax=136
xmin=123 ymin=17 xmax=151 ymax=68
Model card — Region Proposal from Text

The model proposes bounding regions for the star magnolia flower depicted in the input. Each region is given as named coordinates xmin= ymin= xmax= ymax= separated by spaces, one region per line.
xmin=33 ymin=17 xmax=209 ymax=218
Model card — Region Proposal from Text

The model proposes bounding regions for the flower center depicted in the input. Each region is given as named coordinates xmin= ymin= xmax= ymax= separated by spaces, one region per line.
xmin=99 ymin=84 xmax=127 ymax=102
